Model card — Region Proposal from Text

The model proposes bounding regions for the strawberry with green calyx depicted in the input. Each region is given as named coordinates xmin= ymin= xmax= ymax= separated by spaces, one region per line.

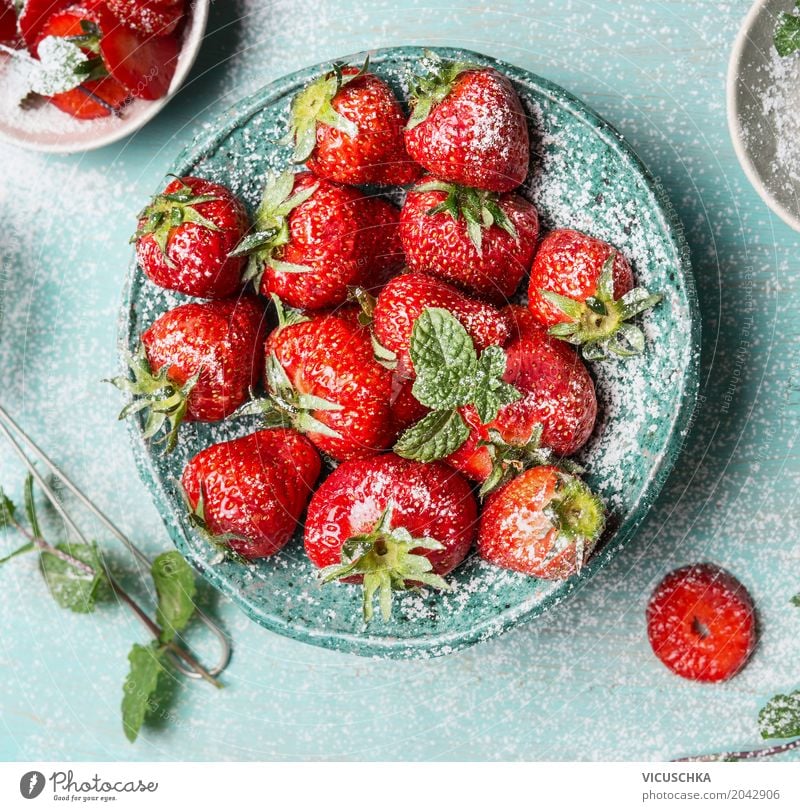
xmin=109 ymin=298 xmax=267 ymax=452
xmin=230 ymin=171 xmax=402 ymax=310
xmin=400 ymin=180 xmax=539 ymax=302
xmin=478 ymin=466 xmax=605 ymax=579
xmin=134 ymin=176 xmax=248 ymax=299
xmin=237 ymin=308 xmax=397 ymax=461
xmin=404 ymin=53 xmax=530 ymax=192
xmin=304 ymin=454 xmax=476 ymax=621
xmin=527 ymin=228 xmax=662 ymax=361
xmin=287 ymin=58 xmax=422 ymax=186
xmin=181 ymin=429 xmax=322 ymax=560
xmin=393 ymin=307 xmax=520 ymax=462
xmin=373 ymin=272 xmax=512 ymax=379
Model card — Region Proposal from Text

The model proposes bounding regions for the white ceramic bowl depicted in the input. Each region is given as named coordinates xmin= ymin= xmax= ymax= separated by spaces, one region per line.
xmin=728 ymin=0 xmax=800 ymax=231
xmin=0 ymin=0 xmax=209 ymax=154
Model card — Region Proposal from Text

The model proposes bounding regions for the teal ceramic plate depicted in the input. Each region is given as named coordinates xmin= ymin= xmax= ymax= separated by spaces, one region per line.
xmin=120 ymin=47 xmax=700 ymax=659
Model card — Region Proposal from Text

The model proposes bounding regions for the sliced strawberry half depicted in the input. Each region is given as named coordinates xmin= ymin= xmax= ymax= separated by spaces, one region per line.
xmin=100 ymin=24 xmax=178 ymax=99
xmin=106 ymin=0 xmax=185 ymax=36
xmin=19 ymin=0 xmax=74 ymax=50
xmin=647 ymin=563 xmax=757 ymax=683
xmin=49 ymin=74 xmax=129 ymax=118
xmin=32 ymin=1 xmax=118 ymax=55
xmin=0 ymin=0 xmax=19 ymax=45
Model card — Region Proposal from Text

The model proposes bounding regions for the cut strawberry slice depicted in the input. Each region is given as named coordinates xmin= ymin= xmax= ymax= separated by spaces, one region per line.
xmin=32 ymin=2 xmax=118 ymax=56
xmin=99 ymin=25 xmax=178 ymax=99
xmin=106 ymin=0 xmax=185 ymax=36
xmin=49 ymin=73 xmax=129 ymax=118
xmin=0 ymin=0 xmax=20 ymax=46
xmin=19 ymin=0 xmax=73 ymax=50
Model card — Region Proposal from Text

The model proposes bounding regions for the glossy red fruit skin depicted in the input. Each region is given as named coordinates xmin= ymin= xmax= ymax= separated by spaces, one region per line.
xmin=389 ymin=377 xmax=429 ymax=434
xmin=0 ymin=0 xmax=21 ymax=46
xmin=141 ymin=297 xmax=266 ymax=423
xmin=647 ymin=564 xmax=757 ymax=683
xmin=404 ymin=69 xmax=530 ymax=192
xmin=262 ymin=173 xmax=402 ymax=309
xmin=400 ymin=187 xmax=539 ymax=303
xmin=106 ymin=0 xmax=184 ymax=36
xmin=100 ymin=24 xmax=179 ymax=99
xmin=373 ymin=272 xmax=512 ymax=378
xmin=478 ymin=466 xmax=579 ymax=579
xmin=527 ymin=229 xmax=634 ymax=328
xmin=33 ymin=2 xmax=130 ymax=118
xmin=136 ymin=177 xmax=249 ymax=299
xmin=181 ymin=429 xmax=321 ymax=559
xmin=306 ymin=68 xmax=422 ymax=187
xmin=266 ymin=309 xmax=397 ymax=461
xmin=19 ymin=0 xmax=74 ymax=51
xmin=305 ymin=454 xmax=477 ymax=576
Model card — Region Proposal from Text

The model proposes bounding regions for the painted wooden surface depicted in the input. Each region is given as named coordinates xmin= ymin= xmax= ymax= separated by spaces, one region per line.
xmin=1 ymin=0 xmax=799 ymax=761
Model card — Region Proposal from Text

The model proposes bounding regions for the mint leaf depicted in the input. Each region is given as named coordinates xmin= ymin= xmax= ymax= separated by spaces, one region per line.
xmin=122 ymin=642 xmax=166 ymax=743
xmin=0 ymin=488 xmax=16 ymax=530
xmin=759 ymin=690 xmax=800 ymax=739
xmin=776 ymin=3 xmax=800 ymax=57
xmin=471 ymin=345 xmax=521 ymax=423
xmin=394 ymin=408 xmax=470 ymax=462
xmin=151 ymin=551 xmax=197 ymax=643
xmin=791 ymin=593 xmax=800 ymax=608
xmin=409 ymin=308 xmax=478 ymax=410
xmin=40 ymin=542 xmax=110 ymax=613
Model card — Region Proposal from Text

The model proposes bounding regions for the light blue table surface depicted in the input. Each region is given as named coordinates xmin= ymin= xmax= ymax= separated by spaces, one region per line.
xmin=1 ymin=0 xmax=799 ymax=762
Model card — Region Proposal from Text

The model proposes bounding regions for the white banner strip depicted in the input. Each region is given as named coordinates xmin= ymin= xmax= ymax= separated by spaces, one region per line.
xmin=1 ymin=761 xmax=799 ymax=810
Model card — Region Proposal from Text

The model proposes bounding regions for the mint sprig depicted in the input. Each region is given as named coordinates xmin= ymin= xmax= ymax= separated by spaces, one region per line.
xmin=776 ymin=1 xmax=800 ymax=57
xmin=0 ymin=476 xmax=216 ymax=744
xmin=394 ymin=308 xmax=520 ymax=462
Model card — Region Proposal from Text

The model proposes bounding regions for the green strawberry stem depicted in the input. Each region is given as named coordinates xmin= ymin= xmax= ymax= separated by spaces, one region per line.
xmin=319 ymin=503 xmax=450 ymax=622
xmin=228 ymin=172 xmax=318 ymax=290
xmin=286 ymin=57 xmax=370 ymax=162
xmin=543 ymin=473 xmax=605 ymax=574
xmin=416 ymin=179 xmax=518 ymax=254
xmin=478 ymin=424 xmax=581 ymax=498
xmin=233 ymin=352 xmax=343 ymax=440
xmin=406 ymin=51 xmax=480 ymax=129
xmin=131 ymin=177 xmax=221 ymax=266
xmin=542 ymin=252 xmax=662 ymax=361
xmin=107 ymin=346 xmax=199 ymax=454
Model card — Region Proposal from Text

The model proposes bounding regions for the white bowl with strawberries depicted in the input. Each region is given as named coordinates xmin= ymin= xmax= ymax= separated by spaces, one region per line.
xmin=114 ymin=48 xmax=699 ymax=657
xmin=0 ymin=0 xmax=208 ymax=152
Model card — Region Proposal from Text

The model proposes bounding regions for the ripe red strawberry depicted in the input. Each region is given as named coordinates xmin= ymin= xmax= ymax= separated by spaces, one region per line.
xmin=400 ymin=181 xmax=539 ymax=302
xmin=109 ymin=297 xmax=266 ymax=451
xmin=32 ymin=2 xmax=131 ymax=119
xmin=478 ymin=466 xmax=605 ymax=579
xmin=287 ymin=60 xmax=421 ymax=186
xmin=100 ymin=22 xmax=179 ymax=99
xmin=528 ymin=229 xmax=662 ymax=360
xmin=230 ymin=171 xmax=402 ymax=310
xmin=19 ymin=0 xmax=74 ymax=50
xmin=404 ymin=54 xmax=530 ymax=192
xmin=305 ymin=454 xmax=477 ymax=620
xmin=446 ymin=304 xmax=597 ymax=487
xmin=106 ymin=0 xmax=184 ymax=36
xmin=134 ymin=176 xmax=249 ymax=299
xmin=181 ymin=428 xmax=321 ymax=560
xmin=241 ymin=306 xmax=397 ymax=461
xmin=647 ymin=564 xmax=757 ymax=683
xmin=0 ymin=0 xmax=20 ymax=46
xmin=372 ymin=272 xmax=511 ymax=378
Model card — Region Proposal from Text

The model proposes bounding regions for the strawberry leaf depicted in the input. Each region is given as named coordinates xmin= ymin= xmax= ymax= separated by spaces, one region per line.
xmin=394 ymin=408 xmax=470 ymax=462
xmin=775 ymin=1 xmax=800 ymax=57
xmin=759 ymin=690 xmax=800 ymax=740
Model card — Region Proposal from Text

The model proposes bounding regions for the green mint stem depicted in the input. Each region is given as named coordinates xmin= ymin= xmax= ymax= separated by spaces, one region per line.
xmin=8 ymin=517 xmax=220 ymax=688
